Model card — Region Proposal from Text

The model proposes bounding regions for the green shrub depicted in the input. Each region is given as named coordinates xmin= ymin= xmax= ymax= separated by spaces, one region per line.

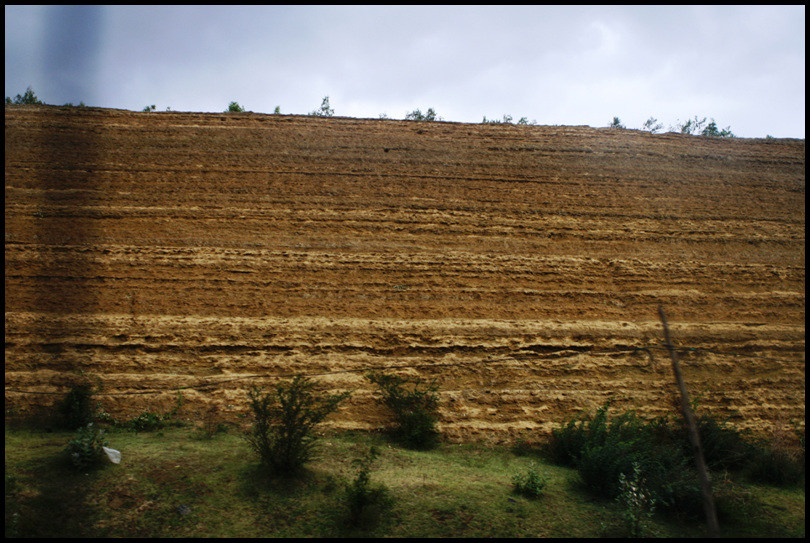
xmin=227 ymin=101 xmax=245 ymax=113
xmin=55 ymin=384 xmax=97 ymax=430
xmin=366 ymin=371 xmax=440 ymax=450
xmin=343 ymin=445 xmax=392 ymax=527
xmin=544 ymin=401 xmax=702 ymax=515
xmin=65 ymin=423 xmax=108 ymax=470
xmin=511 ymin=461 xmax=548 ymax=499
xmin=244 ymin=375 xmax=350 ymax=475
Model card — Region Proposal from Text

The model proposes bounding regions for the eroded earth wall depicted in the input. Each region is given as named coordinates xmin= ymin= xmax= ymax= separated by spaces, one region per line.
xmin=5 ymin=106 xmax=805 ymax=442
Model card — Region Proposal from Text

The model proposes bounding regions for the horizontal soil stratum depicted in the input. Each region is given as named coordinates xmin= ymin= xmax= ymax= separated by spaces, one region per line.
xmin=4 ymin=105 xmax=805 ymax=442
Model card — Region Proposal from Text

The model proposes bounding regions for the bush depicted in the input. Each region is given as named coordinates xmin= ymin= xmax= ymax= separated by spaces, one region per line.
xmin=227 ymin=101 xmax=245 ymax=113
xmin=543 ymin=401 xmax=702 ymax=515
xmin=343 ymin=445 xmax=392 ymax=527
xmin=55 ymin=384 xmax=97 ymax=430
xmin=244 ymin=375 xmax=350 ymax=475
xmin=65 ymin=423 xmax=108 ymax=470
xmin=366 ymin=371 xmax=440 ymax=450
xmin=511 ymin=461 xmax=548 ymax=499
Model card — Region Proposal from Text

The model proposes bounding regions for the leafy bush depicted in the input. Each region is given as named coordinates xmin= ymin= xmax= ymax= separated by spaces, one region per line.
xmin=511 ymin=461 xmax=548 ymax=499
xmin=142 ymin=104 xmax=156 ymax=112
xmin=244 ymin=375 xmax=350 ymax=475
xmin=227 ymin=101 xmax=245 ymax=113
xmin=366 ymin=371 xmax=440 ymax=450
xmin=608 ymin=116 xmax=625 ymax=129
xmin=65 ymin=423 xmax=108 ymax=470
xmin=55 ymin=384 xmax=97 ymax=430
xmin=343 ymin=445 xmax=392 ymax=527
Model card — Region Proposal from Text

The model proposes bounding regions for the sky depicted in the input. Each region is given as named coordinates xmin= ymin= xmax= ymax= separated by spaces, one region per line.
xmin=4 ymin=5 xmax=806 ymax=138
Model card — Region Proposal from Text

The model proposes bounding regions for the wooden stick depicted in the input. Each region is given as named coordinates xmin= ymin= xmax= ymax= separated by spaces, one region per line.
xmin=658 ymin=305 xmax=719 ymax=537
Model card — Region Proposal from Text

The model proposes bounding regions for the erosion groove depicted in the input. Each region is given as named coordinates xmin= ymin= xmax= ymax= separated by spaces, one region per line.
xmin=4 ymin=105 xmax=805 ymax=442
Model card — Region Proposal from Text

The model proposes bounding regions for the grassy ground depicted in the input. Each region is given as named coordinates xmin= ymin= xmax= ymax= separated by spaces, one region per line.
xmin=5 ymin=424 xmax=805 ymax=538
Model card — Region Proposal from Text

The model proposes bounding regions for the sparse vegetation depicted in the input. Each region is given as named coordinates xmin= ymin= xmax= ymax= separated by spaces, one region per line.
xmin=642 ymin=116 xmax=664 ymax=133
xmin=609 ymin=116 xmax=625 ymax=129
xmin=5 ymin=86 xmax=44 ymax=105
xmin=405 ymin=107 xmax=440 ymax=122
xmin=227 ymin=101 xmax=245 ymax=113
xmin=142 ymin=104 xmax=156 ymax=112
xmin=4 ymin=424 xmax=803 ymax=538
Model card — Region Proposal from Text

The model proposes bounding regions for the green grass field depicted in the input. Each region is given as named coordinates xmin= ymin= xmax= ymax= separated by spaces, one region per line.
xmin=5 ymin=423 xmax=804 ymax=538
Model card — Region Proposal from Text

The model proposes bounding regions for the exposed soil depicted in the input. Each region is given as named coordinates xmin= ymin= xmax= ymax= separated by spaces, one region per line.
xmin=4 ymin=105 xmax=805 ymax=442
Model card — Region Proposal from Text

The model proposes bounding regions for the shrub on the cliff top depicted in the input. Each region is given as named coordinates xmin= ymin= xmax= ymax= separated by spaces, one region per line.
xmin=5 ymin=86 xmax=44 ymax=105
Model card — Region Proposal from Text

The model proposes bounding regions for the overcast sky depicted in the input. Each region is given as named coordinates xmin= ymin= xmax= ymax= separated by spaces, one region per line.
xmin=5 ymin=5 xmax=805 ymax=138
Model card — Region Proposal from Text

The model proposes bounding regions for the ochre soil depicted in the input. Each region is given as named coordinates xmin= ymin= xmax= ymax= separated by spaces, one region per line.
xmin=5 ymin=105 xmax=805 ymax=443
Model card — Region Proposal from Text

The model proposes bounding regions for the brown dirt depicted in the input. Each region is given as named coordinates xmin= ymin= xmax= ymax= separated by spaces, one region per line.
xmin=4 ymin=105 xmax=805 ymax=443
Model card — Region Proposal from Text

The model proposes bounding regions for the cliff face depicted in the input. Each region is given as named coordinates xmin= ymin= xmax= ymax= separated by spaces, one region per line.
xmin=5 ymin=105 xmax=805 ymax=441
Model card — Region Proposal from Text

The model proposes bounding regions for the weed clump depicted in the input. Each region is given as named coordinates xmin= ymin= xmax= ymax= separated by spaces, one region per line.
xmin=245 ymin=375 xmax=350 ymax=476
xmin=511 ymin=461 xmax=549 ymax=499
xmin=366 ymin=371 xmax=440 ymax=450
